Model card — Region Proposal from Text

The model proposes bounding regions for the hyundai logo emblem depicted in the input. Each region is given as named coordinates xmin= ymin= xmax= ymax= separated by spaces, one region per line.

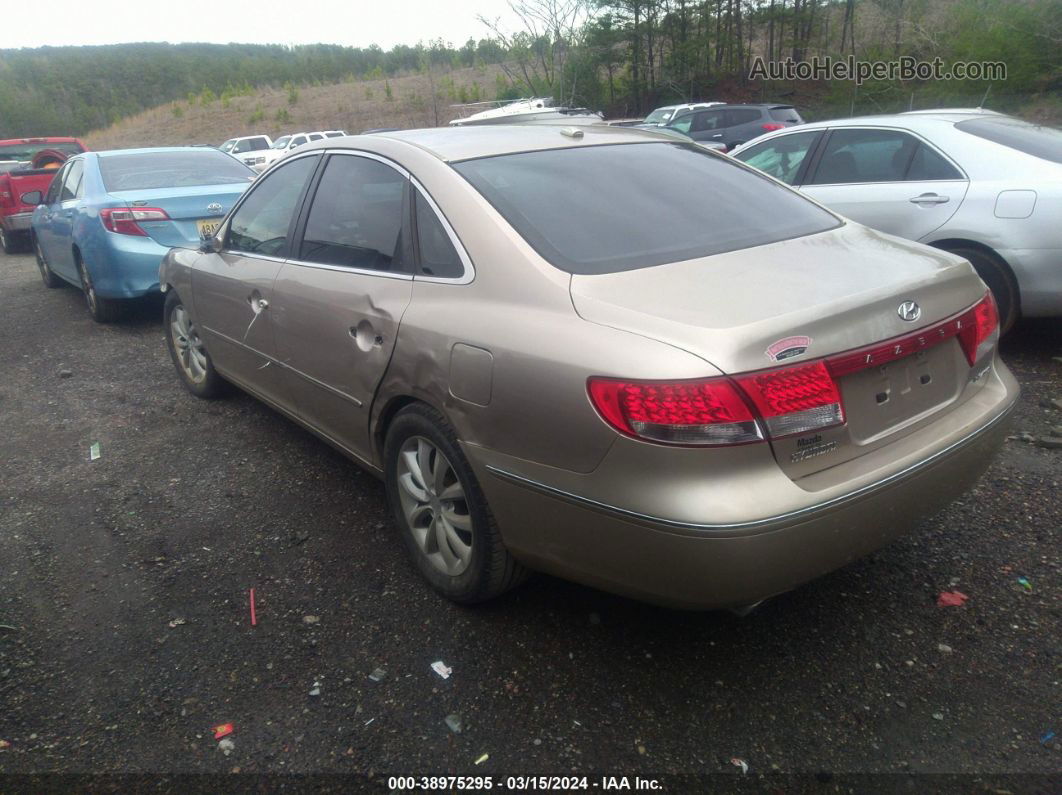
xmin=897 ymin=300 xmax=921 ymax=322
xmin=207 ymin=202 xmax=223 ymax=215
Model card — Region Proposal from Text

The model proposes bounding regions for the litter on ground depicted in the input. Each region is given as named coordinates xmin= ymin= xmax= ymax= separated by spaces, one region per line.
xmin=249 ymin=588 xmax=257 ymax=626
xmin=212 ymin=723 xmax=234 ymax=740
xmin=936 ymin=591 xmax=969 ymax=607
xmin=89 ymin=442 xmax=101 ymax=461
xmin=369 ymin=668 xmax=387 ymax=682
xmin=445 ymin=714 xmax=463 ymax=734
xmin=474 ymin=753 xmax=489 ymax=765
xmin=431 ymin=661 xmax=452 ymax=679
xmin=730 ymin=757 xmax=749 ymax=774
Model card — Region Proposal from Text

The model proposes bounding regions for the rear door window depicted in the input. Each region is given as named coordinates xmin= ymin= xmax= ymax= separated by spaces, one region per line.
xmin=60 ymin=159 xmax=84 ymax=201
xmin=690 ymin=110 xmax=727 ymax=132
xmin=44 ymin=162 xmax=70 ymax=204
xmin=726 ymin=108 xmax=762 ymax=126
xmin=807 ymin=128 xmax=920 ymax=185
xmin=298 ymin=154 xmax=409 ymax=273
xmin=226 ymin=155 xmax=318 ymax=257
xmin=453 ymin=142 xmax=839 ymax=275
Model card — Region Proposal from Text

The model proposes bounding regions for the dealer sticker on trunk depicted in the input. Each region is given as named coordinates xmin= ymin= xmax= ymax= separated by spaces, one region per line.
xmin=765 ymin=335 xmax=812 ymax=362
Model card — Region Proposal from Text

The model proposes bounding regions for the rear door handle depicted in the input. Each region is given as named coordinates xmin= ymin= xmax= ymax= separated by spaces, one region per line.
xmin=909 ymin=193 xmax=949 ymax=205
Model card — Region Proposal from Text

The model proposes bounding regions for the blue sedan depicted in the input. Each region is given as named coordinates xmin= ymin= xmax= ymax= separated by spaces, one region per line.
xmin=28 ymin=147 xmax=255 ymax=322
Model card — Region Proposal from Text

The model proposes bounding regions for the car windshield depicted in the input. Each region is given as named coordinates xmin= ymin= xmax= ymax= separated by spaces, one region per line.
xmin=272 ymin=136 xmax=291 ymax=149
xmin=644 ymin=108 xmax=674 ymax=124
xmin=219 ymin=140 xmax=236 ymax=152
xmin=99 ymin=151 xmax=255 ymax=191
xmin=0 ymin=141 xmax=84 ymax=162
xmin=955 ymin=117 xmax=1062 ymax=164
xmin=454 ymin=142 xmax=840 ymax=275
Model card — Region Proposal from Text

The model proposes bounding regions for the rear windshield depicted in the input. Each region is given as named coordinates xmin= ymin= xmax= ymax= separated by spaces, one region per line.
xmin=99 ymin=151 xmax=254 ymax=191
xmin=955 ymin=118 xmax=1062 ymax=164
xmin=770 ymin=107 xmax=802 ymax=123
xmin=0 ymin=141 xmax=84 ymax=162
xmin=453 ymin=142 xmax=840 ymax=274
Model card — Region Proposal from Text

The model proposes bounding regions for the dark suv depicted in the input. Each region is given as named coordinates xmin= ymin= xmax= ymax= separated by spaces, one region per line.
xmin=665 ymin=104 xmax=804 ymax=150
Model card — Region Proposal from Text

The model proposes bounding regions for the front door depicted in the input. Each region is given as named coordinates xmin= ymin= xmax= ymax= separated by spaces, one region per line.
xmin=800 ymin=127 xmax=968 ymax=240
xmin=34 ymin=161 xmax=72 ymax=272
xmin=193 ymin=153 xmax=319 ymax=407
xmin=271 ymin=152 xmax=413 ymax=462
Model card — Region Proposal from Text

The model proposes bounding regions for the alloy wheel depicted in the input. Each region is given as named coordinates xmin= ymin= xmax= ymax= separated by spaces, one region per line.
xmin=396 ymin=436 xmax=473 ymax=576
xmin=169 ymin=304 xmax=208 ymax=384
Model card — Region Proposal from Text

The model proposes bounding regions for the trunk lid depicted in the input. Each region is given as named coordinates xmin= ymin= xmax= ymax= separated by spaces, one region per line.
xmin=106 ymin=184 xmax=248 ymax=247
xmin=570 ymin=223 xmax=990 ymax=477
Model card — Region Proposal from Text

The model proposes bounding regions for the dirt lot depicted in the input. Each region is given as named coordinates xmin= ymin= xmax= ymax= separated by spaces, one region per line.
xmin=0 ymin=248 xmax=1059 ymax=789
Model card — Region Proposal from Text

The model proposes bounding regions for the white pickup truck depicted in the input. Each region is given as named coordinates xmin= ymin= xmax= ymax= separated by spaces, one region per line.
xmin=219 ymin=135 xmax=273 ymax=169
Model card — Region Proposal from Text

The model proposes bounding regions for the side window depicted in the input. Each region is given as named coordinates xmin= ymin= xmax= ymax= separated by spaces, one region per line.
xmin=725 ymin=108 xmax=762 ymax=126
xmin=226 ymin=155 xmax=318 ymax=257
xmin=907 ymin=143 xmax=963 ymax=181
xmin=233 ymin=140 xmax=251 ymax=154
xmin=692 ymin=110 xmax=726 ymax=132
xmin=291 ymin=136 xmax=307 ymax=148
xmin=414 ymin=188 xmax=463 ymax=279
xmin=45 ymin=163 xmax=70 ymax=205
xmin=807 ymin=129 xmax=919 ymax=185
xmin=60 ymin=159 xmax=85 ymax=201
xmin=250 ymin=138 xmax=269 ymax=151
xmin=734 ymin=131 xmax=822 ymax=185
xmin=308 ymin=133 xmax=324 ymax=142
xmin=669 ymin=115 xmax=693 ymax=134
xmin=299 ymin=154 xmax=408 ymax=273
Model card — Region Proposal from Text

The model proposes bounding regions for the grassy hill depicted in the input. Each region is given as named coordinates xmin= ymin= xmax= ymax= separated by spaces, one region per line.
xmin=86 ymin=65 xmax=505 ymax=149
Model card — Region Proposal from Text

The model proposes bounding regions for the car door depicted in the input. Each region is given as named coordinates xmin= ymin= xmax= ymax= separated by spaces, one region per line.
xmin=34 ymin=161 xmax=71 ymax=267
xmin=682 ymin=109 xmax=727 ymax=143
xmin=48 ymin=157 xmax=86 ymax=278
xmin=731 ymin=130 xmax=824 ymax=185
xmin=271 ymin=151 xmax=413 ymax=462
xmin=192 ymin=153 xmax=320 ymax=407
xmin=800 ymin=127 xmax=968 ymax=240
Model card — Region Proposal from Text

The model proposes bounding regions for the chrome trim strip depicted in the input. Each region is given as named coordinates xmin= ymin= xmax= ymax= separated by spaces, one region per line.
xmin=284 ymin=258 xmax=414 ymax=280
xmin=486 ymin=401 xmax=1014 ymax=533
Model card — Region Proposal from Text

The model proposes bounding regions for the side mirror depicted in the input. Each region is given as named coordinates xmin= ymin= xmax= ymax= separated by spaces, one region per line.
xmin=21 ymin=190 xmax=43 ymax=206
xmin=199 ymin=235 xmax=224 ymax=254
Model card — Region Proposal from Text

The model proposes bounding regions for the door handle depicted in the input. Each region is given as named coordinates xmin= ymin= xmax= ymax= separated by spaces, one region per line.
xmin=909 ymin=193 xmax=949 ymax=205
xmin=248 ymin=294 xmax=269 ymax=313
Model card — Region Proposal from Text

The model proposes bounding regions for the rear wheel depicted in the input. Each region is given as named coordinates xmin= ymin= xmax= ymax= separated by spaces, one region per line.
xmin=34 ymin=235 xmax=62 ymax=288
xmin=384 ymin=404 xmax=527 ymax=604
xmin=1 ymin=226 xmax=25 ymax=254
xmin=946 ymin=246 xmax=1019 ymax=334
xmin=76 ymin=254 xmax=124 ymax=323
xmin=164 ymin=290 xmax=226 ymax=398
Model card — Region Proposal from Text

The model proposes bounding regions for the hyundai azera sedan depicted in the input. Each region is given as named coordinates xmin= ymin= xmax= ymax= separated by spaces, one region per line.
xmin=731 ymin=110 xmax=1062 ymax=332
xmin=28 ymin=147 xmax=255 ymax=321
xmin=159 ymin=126 xmax=1018 ymax=610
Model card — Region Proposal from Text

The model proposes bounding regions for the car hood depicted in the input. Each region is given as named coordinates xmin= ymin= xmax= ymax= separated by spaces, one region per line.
xmin=568 ymin=222 xmax=987 ymax=375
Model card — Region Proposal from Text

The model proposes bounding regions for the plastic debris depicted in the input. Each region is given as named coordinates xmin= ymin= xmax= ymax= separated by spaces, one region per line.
xmin=309 ymin=681 xmax=321 ymax=697
xmin=364 ymin=718 xmax=375 ymax=726
xmin=1017 ymin=577 xmax=1032 ymax=591
xmin=302 ymin=615 xmax=320 ymax=624
xmin=937 ymin=643 xmax=953 ymax=654
xmin=368 ymin=668 xmax=387 ymax=683
xmin=218 ymin=737 xmax=235 ymax=756
xmin=932 ymin=712 xmax=944 ymax=721
xmin=474 ymin=753 xmax=489 ymax=765
xmin=445 ymin=714 xmax=463 ymax=734
xmin=1041 ymin=731 xmax=1056 ymax=745
xmin=936 ymin=591 xmax=968 ymax=607
xmin=89 ymin=442 xmax=101 ymax=461
xmin=212 ymin=723 xmax=234 ymax=740
xmin=730 ymin=758 xmax=749 ymax=775
xmin=431 ymin=661 xmax=452 ymax=679
xmin=168 ymin=618 xmax=186 ymax=628
xmin=249 ymin=588 xmax=257 ymax=627
xmin=0 ymin=740 xmax=10 ymax=750
xmin=59 ymin=369 xmax=73 ymax=379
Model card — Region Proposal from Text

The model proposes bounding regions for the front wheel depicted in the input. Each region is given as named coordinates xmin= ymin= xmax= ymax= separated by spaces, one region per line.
xmin=34 ymin=236 xmax=62 ymax=288
xmin=384 ymin=404 xmax=527 ymax=604
xmin=164 ymin=290 xmax=226 ymax=398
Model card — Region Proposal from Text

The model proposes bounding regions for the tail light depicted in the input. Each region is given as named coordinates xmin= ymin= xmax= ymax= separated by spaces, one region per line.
xmin=761 ymin=123 xmax=785 ymax=131
xmin=100 ymin=207 xmax=169 ymax=236
xmin=588 ymin=293 xmax=997 ymax=447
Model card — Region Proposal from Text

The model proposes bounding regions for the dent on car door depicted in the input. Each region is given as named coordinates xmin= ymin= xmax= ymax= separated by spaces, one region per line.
xmin=271 ymin=152 xmax=414 ymax=463
xmin=800 ymin=128 xmax=968 ymax=239
xmin=192 ymin=153 xmax=319 ymax=406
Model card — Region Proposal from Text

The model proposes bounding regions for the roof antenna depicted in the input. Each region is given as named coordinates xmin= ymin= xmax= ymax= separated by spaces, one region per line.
xmin=978 ymin=84 xmax=992 ymax=109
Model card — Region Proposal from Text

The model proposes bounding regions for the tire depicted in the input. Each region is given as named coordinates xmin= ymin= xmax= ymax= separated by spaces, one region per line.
xmin=384 ymin=403 xmax=527 ymax=604
xmin=1 ymin=225 xmax=25 ymax=254
xmin=76 ymin=254 xmax=125 ymax=323
xmin=947 ymin=246 xmax=1019 ymax=334
xmin=33 ymin=235 xmax=62 ymax=288
xmin=164 ymin=290 xmax=227 ymax=399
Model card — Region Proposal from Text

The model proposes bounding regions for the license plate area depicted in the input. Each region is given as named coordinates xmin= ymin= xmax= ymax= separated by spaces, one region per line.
xmin=840 ymin=341 xmax=961 ymax=444
xmin=196 ymin=219 xmax=221 ymax=240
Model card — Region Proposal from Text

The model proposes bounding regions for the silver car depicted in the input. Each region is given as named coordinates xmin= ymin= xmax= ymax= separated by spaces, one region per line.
xmin=730 ymin=110 xmax=1062 ymax=331
xmin=160 ymin=126 xmax=1017 ymax=610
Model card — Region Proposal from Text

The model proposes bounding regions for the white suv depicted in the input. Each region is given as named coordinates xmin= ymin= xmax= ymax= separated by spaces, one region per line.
xmin=219 ymin=135 xmax=273 ymax=169
xmin=259 ymin=131 xmax=329 ymax=170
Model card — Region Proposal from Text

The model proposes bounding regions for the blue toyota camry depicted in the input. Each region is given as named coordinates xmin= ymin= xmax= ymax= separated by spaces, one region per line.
xmin=28 ymin=147 xmax=255 ymax=321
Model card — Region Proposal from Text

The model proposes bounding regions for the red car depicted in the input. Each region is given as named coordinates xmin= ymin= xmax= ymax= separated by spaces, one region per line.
xmin=0 ymin=137 xmax=88 ymax=253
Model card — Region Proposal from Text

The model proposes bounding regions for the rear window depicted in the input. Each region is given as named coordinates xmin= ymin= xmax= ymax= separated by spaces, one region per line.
xmin=99 ymin=151 xmax=254 ymax=191
xmin=956 ymin=118 xmax=1062 ymax=164
xmin=453 ymin=142 xmax=840 ymax=274
xmin=770 ymin=107 xmax=802 ymax=123
xmin=0 ymin=141 xmax=84 ymax=161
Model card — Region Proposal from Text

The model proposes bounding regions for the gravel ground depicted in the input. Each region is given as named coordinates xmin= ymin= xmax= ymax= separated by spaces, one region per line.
xmin=0 ymin=248 xmax=1059 ymax=790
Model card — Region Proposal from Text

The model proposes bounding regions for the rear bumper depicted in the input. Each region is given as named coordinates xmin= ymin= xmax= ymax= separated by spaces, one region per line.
xmin=1001 ymin=247 xmax=1062 ymax=317
xmin=84 ymin=235 xmax=171 ymax=299
xmin=470 ymin=362 xmax=1019 ymax=609
xmin=2 ymin=212 xmax=33 ymax=233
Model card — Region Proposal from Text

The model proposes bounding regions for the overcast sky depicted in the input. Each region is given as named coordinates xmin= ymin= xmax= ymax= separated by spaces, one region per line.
xmin=0 ymin=0 xmax=523 ymax=51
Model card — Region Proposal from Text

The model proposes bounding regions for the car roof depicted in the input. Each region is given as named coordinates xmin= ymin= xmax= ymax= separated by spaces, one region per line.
xmin=793 ymin=109 xmax=1007 ymax=131
xmin=362 ymin=125 xmax=680 ymax=162
xmin=95 ymin=147 xmax=236 ymax=157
